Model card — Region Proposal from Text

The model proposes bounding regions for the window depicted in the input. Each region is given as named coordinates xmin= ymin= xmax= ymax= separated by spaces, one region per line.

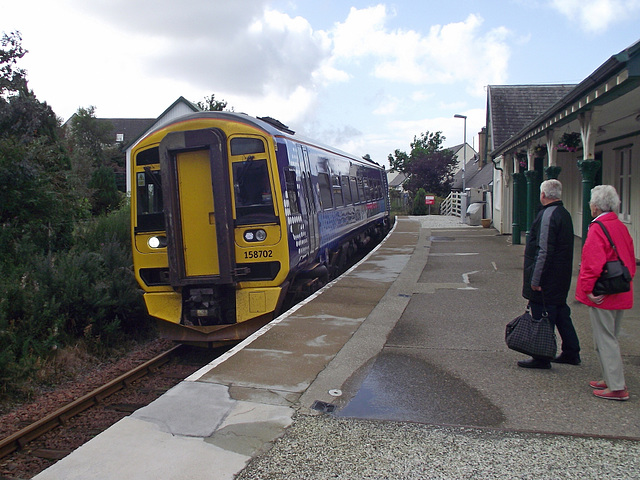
xmin=136 ymin=147 xmax=160 ymax=166
xmin=332 ymin=175 xmax=343 ymax=207
xmin=341 ymin=176 xmax=352 ymax=204
xmin=230 ymin=137 xmax=265 ymax=155
xmin=136 ymin=168 xmax=165 ymax=232
xmin=284 ymin=169 xmax=301 ymax=215
xmin=350 ymin=177 xmax=359 ymax=202
xmin=233 ymin=159 xmax=276 ymax=225
xmin=318 ymin=173 xmax=333 ymax=210
xmin=357 ymin=177 xmax=365 ymax=202
xmin=618 ymin=146 xmax=632 ymax=222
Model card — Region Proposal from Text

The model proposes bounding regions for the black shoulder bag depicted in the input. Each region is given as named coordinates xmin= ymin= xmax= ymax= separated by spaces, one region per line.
xmin=592 ymin=220 xmax=632 ymax=296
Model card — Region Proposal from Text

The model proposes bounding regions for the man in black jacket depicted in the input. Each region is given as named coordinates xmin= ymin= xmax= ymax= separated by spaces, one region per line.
xmin=519 ymin=179 xmax=581 ymax=369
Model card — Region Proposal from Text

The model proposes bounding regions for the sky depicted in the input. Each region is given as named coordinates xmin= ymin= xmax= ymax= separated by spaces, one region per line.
xmin=4 ymin=0 xmax=640 ymax=168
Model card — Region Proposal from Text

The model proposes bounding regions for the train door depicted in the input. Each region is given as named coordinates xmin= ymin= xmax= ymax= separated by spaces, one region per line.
xmin=159 ymin=129 xmax=234 ymax=286
xmin=298 ymin=145 xmax=319 ymax=254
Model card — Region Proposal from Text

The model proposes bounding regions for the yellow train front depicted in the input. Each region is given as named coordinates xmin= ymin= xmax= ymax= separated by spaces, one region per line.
xmin=131 ymin=112 xmax=389 ymax=345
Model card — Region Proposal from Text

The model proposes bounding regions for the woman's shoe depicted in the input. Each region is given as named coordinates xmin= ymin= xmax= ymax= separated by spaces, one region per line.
xmin=593 ymin=388 xmax=629 ymax=401
xmin=589 ymin=380 xmax=607 ymax=389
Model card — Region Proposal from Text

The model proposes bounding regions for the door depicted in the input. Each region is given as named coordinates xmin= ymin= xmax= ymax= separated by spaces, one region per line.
xmin=176 ymin=149 xmax=219 ymax=276
xmin=160 ymin=128 xmax=234 ymax=285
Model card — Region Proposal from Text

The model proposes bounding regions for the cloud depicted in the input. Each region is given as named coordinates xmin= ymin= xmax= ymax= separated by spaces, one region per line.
xmin=329 ymin=6 xmax=512 ymax=97
xmin=70 ymin=0 xmax=333 ymax=98
xmin=549 ymin=0 xmax=640 ymax=33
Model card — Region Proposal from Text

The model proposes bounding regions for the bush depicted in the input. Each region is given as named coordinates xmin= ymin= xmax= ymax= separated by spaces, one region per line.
xmin=412 ymin=188 xmax=428 ymax=215
xmin=0 ymin=203 xmax=153 ymax=401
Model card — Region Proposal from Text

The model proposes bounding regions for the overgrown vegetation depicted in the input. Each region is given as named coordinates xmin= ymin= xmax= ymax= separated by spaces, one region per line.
xmin=0 ymin=32 xmax=154 ymax=404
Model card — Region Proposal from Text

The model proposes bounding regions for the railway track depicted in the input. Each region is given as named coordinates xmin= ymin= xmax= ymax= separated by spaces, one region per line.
xmin=0 ymin=343 xmax=224 ymax=479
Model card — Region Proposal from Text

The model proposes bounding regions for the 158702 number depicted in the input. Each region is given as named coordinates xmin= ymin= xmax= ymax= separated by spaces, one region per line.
xmin=244 ymin=250 xmax=273 ymax=259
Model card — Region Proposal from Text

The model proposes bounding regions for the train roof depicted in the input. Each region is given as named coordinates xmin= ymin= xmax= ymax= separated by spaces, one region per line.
xmin=157 ymin=111 xmax=383 ymax=169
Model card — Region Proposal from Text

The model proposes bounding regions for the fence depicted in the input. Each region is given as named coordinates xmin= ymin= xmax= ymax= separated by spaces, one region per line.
xmin=440 ymin=191 xmax=463 ymax=217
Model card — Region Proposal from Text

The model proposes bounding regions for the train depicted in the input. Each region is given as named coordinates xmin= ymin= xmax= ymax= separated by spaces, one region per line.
xmin=130 ymin=111 xmax=390 ymax=344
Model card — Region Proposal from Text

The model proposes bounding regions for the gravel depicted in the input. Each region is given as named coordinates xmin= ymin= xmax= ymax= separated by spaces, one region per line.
xmin=237 ymin=413 xmax=640 ymax=480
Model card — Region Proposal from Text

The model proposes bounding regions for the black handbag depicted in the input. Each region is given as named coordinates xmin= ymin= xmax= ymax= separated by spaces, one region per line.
xmin=505 ymin=305 xmax=557 ymax=360
xmin=592 ymin=221 xmax=632 ymax=296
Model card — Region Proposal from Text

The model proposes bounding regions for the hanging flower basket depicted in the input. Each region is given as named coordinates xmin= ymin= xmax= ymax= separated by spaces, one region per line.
xmin=534 ymin=145 xmax=546 ymax=158
xmin=515 ymin=151 xmax=527 ymax=169
xmin=556 ymin=132 xmax=580 ymax=152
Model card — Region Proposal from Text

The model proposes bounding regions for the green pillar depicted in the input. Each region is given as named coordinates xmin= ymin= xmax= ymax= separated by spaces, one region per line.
xmin=545 ymin=165 xmax=562 ymax=180
xmin=511 ymin=172 xmax=525 ymax=245
xmin=577 ymin=160 xmax=602 ymax=244
xmin=524 ymin=170 xmax=538 ymax=234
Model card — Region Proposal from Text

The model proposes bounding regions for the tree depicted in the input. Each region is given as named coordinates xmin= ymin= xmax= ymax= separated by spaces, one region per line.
xmin=196 ymin=93 xmax=229 ymax=111
xmin=388 ymin=131 xmax=457 ymax=197
xmin=412 ymin=188 xmax=428 ymax=215
xmin=0 ymin=31 xmax=28 ymax=96
xmin=65 ymin=106 xmax=123 ymax=212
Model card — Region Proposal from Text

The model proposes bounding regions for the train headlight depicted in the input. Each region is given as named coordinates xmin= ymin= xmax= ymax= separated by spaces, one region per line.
xmin=243 ymin=229 xmax=267 ymax=242
xmin=148 ymin=236 xmax=167 ymax=249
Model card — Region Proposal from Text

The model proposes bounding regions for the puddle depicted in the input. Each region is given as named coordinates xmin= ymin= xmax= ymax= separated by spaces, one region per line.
xmin=336 ymin=351 xmax=505 ymax=428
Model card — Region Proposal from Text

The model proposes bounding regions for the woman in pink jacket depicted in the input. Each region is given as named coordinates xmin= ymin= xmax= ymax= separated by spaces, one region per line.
xmin=576 ymin=185 xmax=636 ymax=401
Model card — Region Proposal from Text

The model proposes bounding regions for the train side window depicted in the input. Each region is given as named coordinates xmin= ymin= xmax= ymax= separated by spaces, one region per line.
xmin=341 ymin=175 xmax=352 ymax=204
xmin=372 ymin=179 xmax=381 ymax=199
xmin=284 ymin=169 xmax=301 ymax=215
xmin=232 ymin=159 xmax=277 ymax=225
xmin=357 ymin=177 xmax=365 ymax=201
xmin=230 ymin=137 xmax=266 ymax=155
xmin=332 ymin=175 xmax=343 ymax=207
xmin=350 ymin=176 xmax=359 ymax=203
xmin=317 ymin=173 xmax=333 ymax=210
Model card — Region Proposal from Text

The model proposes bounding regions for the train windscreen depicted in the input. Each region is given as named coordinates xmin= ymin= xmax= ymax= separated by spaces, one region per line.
xmin=232 ymin=159 xmax=276 ymax=225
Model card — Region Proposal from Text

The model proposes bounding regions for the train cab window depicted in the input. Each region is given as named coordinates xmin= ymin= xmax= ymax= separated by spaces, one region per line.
xmin=332 ymin=175 xmax=343 ymax=207
xmin=230 ymin=137 xmax=266 ymax=155
xmin=136 ymin=147 xmax=160 ymax=166
xmin=284 ymin=169 xmax=301 ymax=215
xmin=318 ymin=173 xmax=333 ymax=210
xmin=350 ymin=176 xmax=359 ymax=203
xmin=341 ymin=175 xmax=352 ymax=204
xmin=136 ymin=168 xmax=165 ymax=232
xmin=233 ymin=159 xmax=276 ymax=225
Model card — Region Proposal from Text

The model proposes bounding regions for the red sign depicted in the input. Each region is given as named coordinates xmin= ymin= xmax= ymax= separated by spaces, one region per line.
xmin=425 ymin=195 xmax=435 ymax=205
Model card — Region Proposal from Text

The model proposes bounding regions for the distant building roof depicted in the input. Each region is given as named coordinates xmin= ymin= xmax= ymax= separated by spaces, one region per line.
xmin=451 ymin=154 xmax=493 ymax=191
xmin=486 ymin=85 xmax=577 ymax=153
xmin=97 ymin=118 xmax=156 ymax=147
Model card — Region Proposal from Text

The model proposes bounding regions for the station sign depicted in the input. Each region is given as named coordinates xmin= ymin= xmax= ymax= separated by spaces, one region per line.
xmin=425 ymin=195 xmax=435 ymax=205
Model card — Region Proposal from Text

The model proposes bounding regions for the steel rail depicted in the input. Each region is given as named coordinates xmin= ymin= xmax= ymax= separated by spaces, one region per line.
xmin=0 ymin=344 xmax=182 ymax=459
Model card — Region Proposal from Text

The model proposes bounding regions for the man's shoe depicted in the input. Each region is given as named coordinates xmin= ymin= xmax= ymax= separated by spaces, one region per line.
xmin=593 ymin=388 xmax=629 ymax=401
xmin=517 ymin=358 xmax=551 ymax=369
xmin=552 ymin=354 xmax=581 ymax=365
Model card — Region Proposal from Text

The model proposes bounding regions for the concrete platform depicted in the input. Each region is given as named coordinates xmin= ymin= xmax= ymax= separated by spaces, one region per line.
xmin=34 ymin=216 xmax=640 ymax=480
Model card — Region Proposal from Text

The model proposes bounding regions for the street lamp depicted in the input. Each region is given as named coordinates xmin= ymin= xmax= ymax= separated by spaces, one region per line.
xmin=453 ymin=114 xmax=467 ymax=193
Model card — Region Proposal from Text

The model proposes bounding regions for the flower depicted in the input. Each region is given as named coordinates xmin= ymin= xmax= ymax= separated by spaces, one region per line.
xmin=515 ymin=150 xmax=527 ymax=169
xmin=534 ymin=145 xmax=546 ymax=157
xmin=556 ymin=132 xmax=580 ymax=152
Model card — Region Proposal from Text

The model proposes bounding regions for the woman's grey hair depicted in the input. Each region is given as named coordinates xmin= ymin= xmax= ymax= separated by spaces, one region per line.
xmin=540 ymin=179 xmax=562 ymax=200
xmin=590 ymin=185 xmax=620 ymax=212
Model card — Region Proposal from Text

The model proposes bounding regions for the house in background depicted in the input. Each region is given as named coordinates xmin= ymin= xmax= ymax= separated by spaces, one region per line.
xmin=488 ymin=38 xmax=640 ymax=258
xmin=124 ymin=97 xmax=201 ymax=193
